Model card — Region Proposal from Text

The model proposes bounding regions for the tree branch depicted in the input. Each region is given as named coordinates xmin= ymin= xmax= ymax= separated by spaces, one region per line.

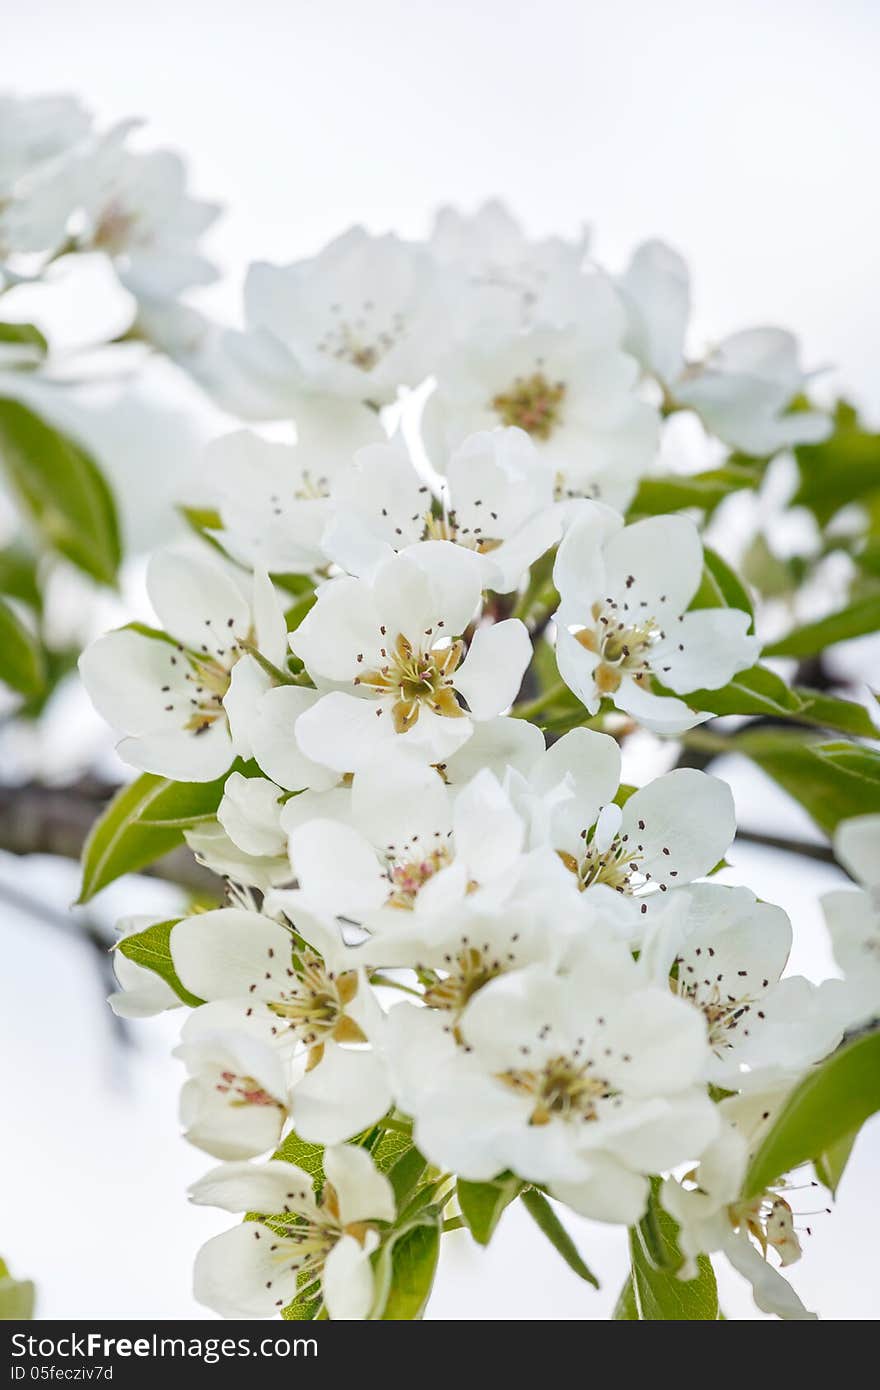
xmin=0 ymin=779 xmax=219 ymax=894
xmin=734 ymin=827 xmax=839 ymax=868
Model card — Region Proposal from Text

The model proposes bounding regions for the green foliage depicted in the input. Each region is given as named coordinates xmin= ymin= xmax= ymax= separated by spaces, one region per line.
xmin=371 ymin=1211 xmax=441 ymax=1320
xmin=0 ymin=321 xmax=48 ymax=361
xmin=628 ymin=462 xmax=762 ymax=520
xmin=116 ymin=918 xmax=202 ymax=1007
xmin=680 ymin=664 xmax=805 ymax=719
xmin=77 ymin=770 xmax=231 ymax=902
xmin=690 ymin=546 xmax=755 ymax=626
xmin=520 ymin=1188 xmax=599 ymax=1287
xmin=793 ymin=401 xmax=880 ymax=527
xmin=0 ymin=1258 xmax=35 ymax=1320
xmin=744 ymin=1032 xmax=880 ymax=1198
xmin=0 ymin=596 xmax=44 ymax=696
xmin=627 ymin=1187 xmax=718 ymax=1320
xmin=457 ymin=1173 xmax=523 ymax=1246
xmin=734 ymin=733 xmax=880 ymax=835
xmin=387 ymin=1145 xmax=428 ymax=1207
xmin=0 ymin=543 xmax=42 ymax=610
xmin=814 ymin=1131 xmax=858 ymax=1198
xmin=763 ymin=596 xmax=880 ymax=658
xmin=613 ymin=1276 xmax=639 ymax=1319
xmin=0 ymin=397 xmax=121 ymax=585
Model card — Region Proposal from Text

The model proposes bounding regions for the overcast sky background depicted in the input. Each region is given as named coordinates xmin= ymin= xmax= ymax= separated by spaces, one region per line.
xmin=2 ymin=0 xmax=879 ymax=1321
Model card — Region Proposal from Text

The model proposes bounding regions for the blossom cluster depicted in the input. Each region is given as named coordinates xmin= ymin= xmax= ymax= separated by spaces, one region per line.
xmin=81 ymin=201 xmax=867 ymax=1322
xmin=0 ymin=91 xmax=218 ymax=307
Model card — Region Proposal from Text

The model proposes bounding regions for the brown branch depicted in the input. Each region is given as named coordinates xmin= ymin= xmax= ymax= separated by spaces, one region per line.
xmin=734 ymin=827 xmax=839 ymax=868
xmin=0 ymin=778 xmax=219 ymax=894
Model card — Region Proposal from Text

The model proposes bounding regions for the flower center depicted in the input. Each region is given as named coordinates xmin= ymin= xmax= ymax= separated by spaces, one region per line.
xmin=215 ymin=1070 xmax=281 ymax=1109
xmin=264 ymin=953 xmax=365 ymax=1049
xmin=93 ymin=200 xmax=139 ymax=253
xmin=572 ymin=599 xmax=662 ymax=694
xmin=421 ymin=510 xmax=503 ymax=555
xmin=387 ymin=845 xmax=453 ymax=908
xmin=729 ymin=1191 xmax=801 ymax=1266
xmin=182 ymin=651 xmax=235 ymax=734
xmin=498 ymin=1053 xmax=616 ymax=1125
xmin=356 ymin=632 xmax=466 ymax=733
xmin=423 ymin=942 xmax=504 ymax=1013
xmin=316 ymin=302 xmax=406 ymax=373
xmin=491 ymin=372 xmax=566 ymax=439
xmin=674 ymin=975 xmax=759 ymax=1055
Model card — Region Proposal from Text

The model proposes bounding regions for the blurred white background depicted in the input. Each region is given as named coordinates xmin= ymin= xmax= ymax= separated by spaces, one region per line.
xmin=2 ymin=0 xmax=879 ymax=1321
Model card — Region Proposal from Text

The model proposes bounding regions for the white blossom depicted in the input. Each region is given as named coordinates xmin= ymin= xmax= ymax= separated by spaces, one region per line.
xmin=324 ymin=427 xmax=564 ymax=593
xmin=289 ymin=540 xmax=531 ymax=771
xmin=661 ymin=1085 xmax=817 ymax=1319
xmin=386 ymin=932 xmax=717 ymax=1223
xmin=822 ymin=813 xmax=880 ymax=1027
xmin=553 ymin=506 xmax=760 ymax=733
xmin=79 ymin=548 xmax=288 ymax=781
xmin=191 ymin=1144 xmax=394 ymax=1319
xmin=619 ymin=239 xmax=830 ymax=454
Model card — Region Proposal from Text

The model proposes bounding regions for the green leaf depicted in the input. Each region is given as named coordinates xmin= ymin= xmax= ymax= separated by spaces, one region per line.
xmin=628 ymin=1191 xmax=718 ymax=1320
xmin=628 ymin=463 xmax=761 ymax=519
xmin=520 ymin=1188 xmax=599 ymax=1287
xmin=793 ymin=402 xmax=880 ymax=525
xmin=0 ymin=397 xmax=121 ymax=585
xmin=681 ymin=664 xmax=806 ymax=719
xmin=0 ymin=595 xmax=44 ymax=696
xmin=272 ymin=1131 xmax=327 ymax=1186
xmin=387 ymin=1145 xmax=428 ymax=1207
xmin=77 ymin=770 xmax=230 ymax=902
xmin=457 ymin=1173 xmax=523 ymax=1246
xmin=690 ymin=547 xmax=755 ymax=627
xmin=763 ymin=596 xmax=880 ymax=658
xmin=0 ymin=320 xmax=48 ymax=363
xmin=735 ymin=733 xmax=880 ymax=835
xmin=814 ymin=1130 xmax=858 ymax=1198
xmin=613 ymin=1276 xmax=638 ymax=1320
xmin=116 ymin=918 xmax=202 ymax=1007
xmin=0 ymin=1258 xmax=35 ymax=1319
xmin=744 ymin=1032 xmax=880 ymax=1198
xmin=0 ymin=543 xmax=41 ymax=609
xmin=793 ymin=689 xmax=880 ymax=739
xmin=371 ymin=1211 xmax=441 ymax=1320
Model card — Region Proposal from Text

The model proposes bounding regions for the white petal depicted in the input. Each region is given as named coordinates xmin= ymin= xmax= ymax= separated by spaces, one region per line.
xmin=723 ymin=1234 xmax=817 ymax=1320
xmin=614 ymin=677 xmax=710 ymax=735
xmin=293 ymin=1043 xmax=392 ymax=1144
xmin=834 ymin=814 xmax=880 ymax=890
xmin=224 ymin=655 xmax=272 ymax=759
xmin=441 ymin=714 xmax=545 ymax=784
xmin=193 ymin=1223 xmax=301 ymax=1319
xmin=619 ymin=239 xmax=690 ymax=383
xmin=171 ymin=909 xmax=292 ymax=1001
xmin=218 ymin=772 xmax=286 ymax=858
xmin=351 ymin=751 xmax=452 ymax=850
xmin=452 ymin=768 xmax=524 ymax=882
xmin=117 ymin=722 xmax=234 ymax=781
xmin=602 ymin=514 xmax=703 ymax=614
xmin=552 ymin=505 xmax=618 ymax=610
xmin=289 ymin=819 xmax=388 ymax=918
xmin=621 ymin=769 xmax=735 ymax=886
xmin=323 ymin=1234 xmax=376 ymax=1320
xmin=289 ymin=576 xmax=380 ymax=680
xmin=250 ymin=685 xmax=338 ymax=791
xmin=147 ymin=547 xmax=250 ymax=651
xmin=554 ymin=624 xmax=601 ymax=713
xmin=189 ymin=1158 xmax=315 ymax=1215
xmin=324 ymin=1144 xmax=396 ymax=1225
xmin=654 ymin=608 xmax=761 ymax=694
xmin=550 ymin=1156 xmax=649 ymax=1224
xmin=455 ymin=619 xmax=531 ymax=719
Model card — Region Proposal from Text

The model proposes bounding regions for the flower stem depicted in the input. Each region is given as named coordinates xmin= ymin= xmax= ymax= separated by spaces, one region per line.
xmin=512 ymin=681 xmax=570 ymax=721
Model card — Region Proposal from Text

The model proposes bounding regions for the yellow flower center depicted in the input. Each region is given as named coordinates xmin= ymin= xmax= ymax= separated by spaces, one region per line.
xmin=491 ymin=372 xmax=566 ymax=439
xmin=356 ymin=632 xmax=466 ymax=733
xmin=498 ymin=1054 xmax=616 ymax=1126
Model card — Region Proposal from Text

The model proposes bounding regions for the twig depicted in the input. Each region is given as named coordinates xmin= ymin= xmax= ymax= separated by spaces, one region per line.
xmin=733 ymin=827 xmax=839 ymax=869
xmin=0 ymin=779 xmax=218 ymax=893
